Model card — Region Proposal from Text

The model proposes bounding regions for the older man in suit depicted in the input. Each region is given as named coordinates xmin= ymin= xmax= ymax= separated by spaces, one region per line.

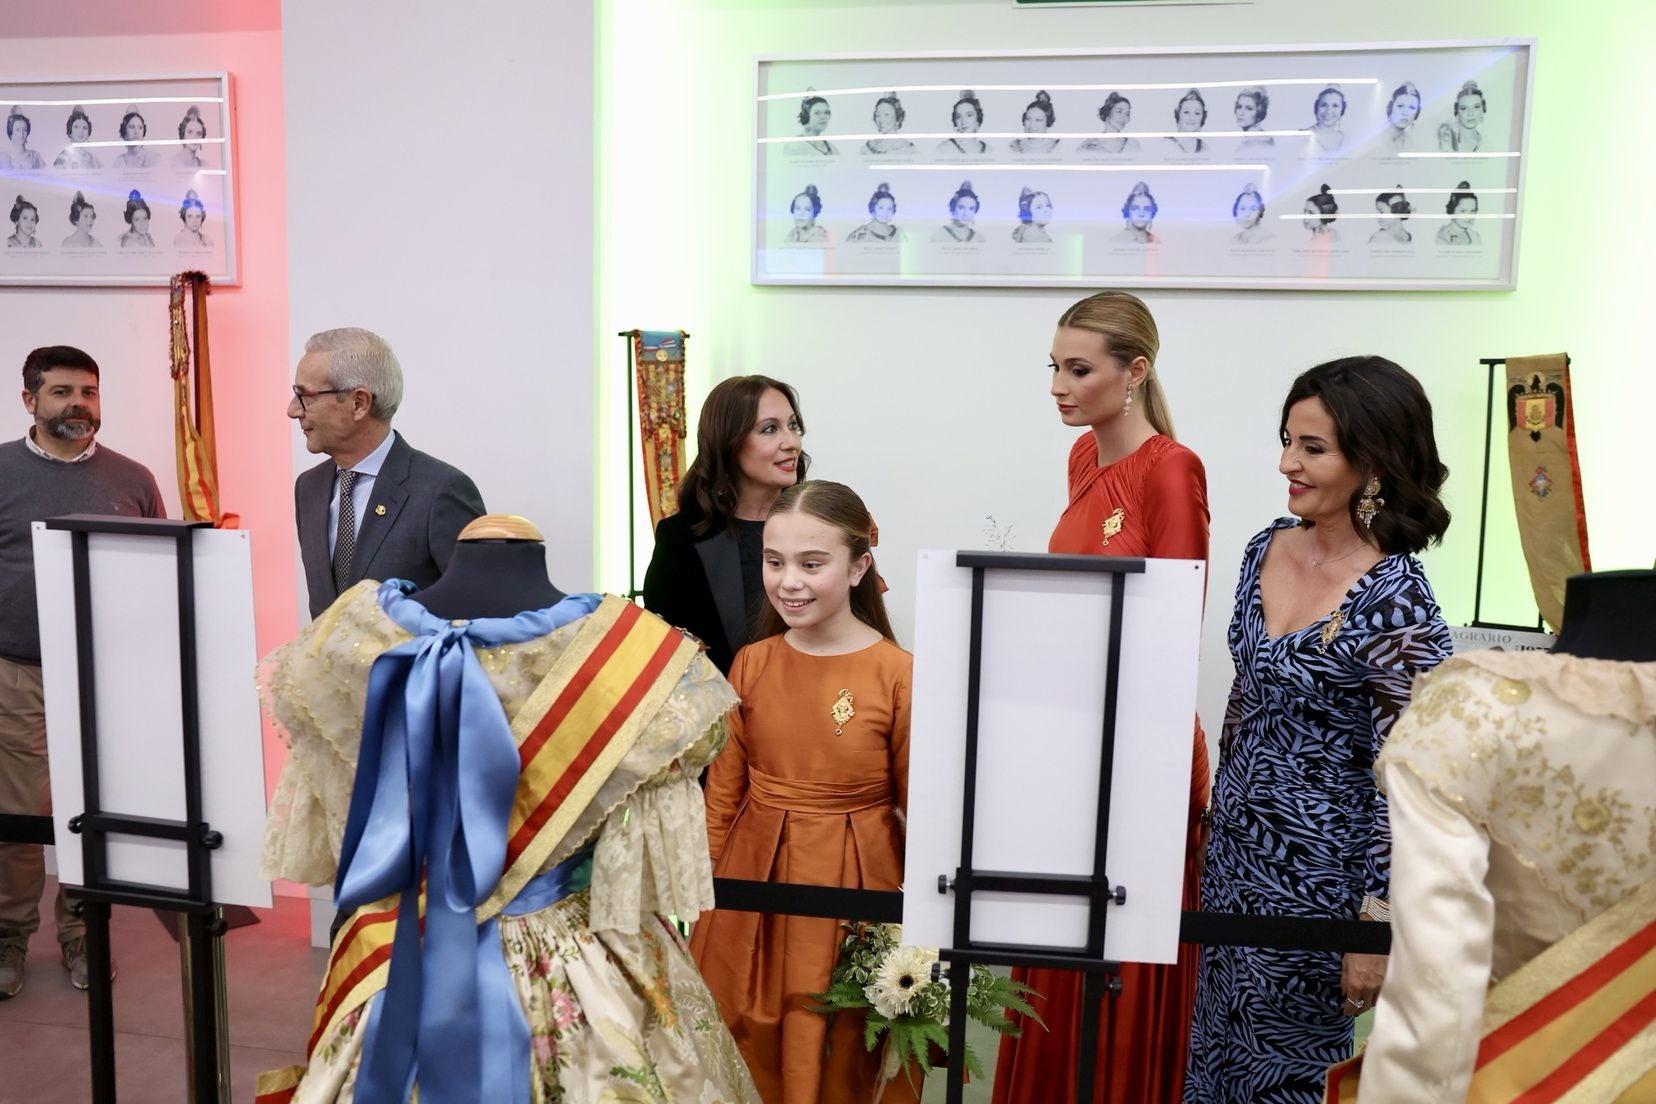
xmin=290 ymin=328 xmax=484 ymax=619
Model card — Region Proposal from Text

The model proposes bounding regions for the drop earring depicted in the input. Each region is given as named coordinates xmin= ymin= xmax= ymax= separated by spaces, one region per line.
xmin=1123 ymin=386 xmax=1135 ymax=417
xmin=1356 ymin=476 xmax=1384 ymax=529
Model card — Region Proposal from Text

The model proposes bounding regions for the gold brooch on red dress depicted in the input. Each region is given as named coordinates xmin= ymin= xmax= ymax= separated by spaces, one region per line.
xmin=1100 ymin=507 xmax=1126 ymax=547
xmin=831 ymin=689 xmax=855 ymax=735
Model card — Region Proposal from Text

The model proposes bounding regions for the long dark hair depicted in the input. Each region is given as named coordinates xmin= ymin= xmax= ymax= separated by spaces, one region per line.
xmin=676 ymin=375 xmax=809 ymax=535
xmin=1280 ymin=356 xmax=1450 ymax=556
xmin=755 ymin=481 xmax=895 ymax=642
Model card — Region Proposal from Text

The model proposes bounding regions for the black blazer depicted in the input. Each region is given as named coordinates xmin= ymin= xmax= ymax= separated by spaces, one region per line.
xmin=642 ymin=509 xmax=750 ymax=674
xmin=295 ymin=431 xmax=485 ymax=618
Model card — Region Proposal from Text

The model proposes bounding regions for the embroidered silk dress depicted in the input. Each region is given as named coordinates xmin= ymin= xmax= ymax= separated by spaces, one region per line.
xmin=1183 ymin=519 xmax=1451 ymax=1104
xmin=1356 ymin=651 xmax=1656 ymax=1102
xmin=691 ymin=634 xmax=916 ymax=1104
xmin=257 ymin=581 xmax=759 ymax=1104
xmin=993 ymin=432 xmax=1211 ymax=1104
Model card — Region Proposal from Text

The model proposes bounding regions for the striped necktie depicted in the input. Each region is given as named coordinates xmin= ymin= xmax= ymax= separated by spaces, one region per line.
xmin=332 ymin=469 xmax=359 ymax=590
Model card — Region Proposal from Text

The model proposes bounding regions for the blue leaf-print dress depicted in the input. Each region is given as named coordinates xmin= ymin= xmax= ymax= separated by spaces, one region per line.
xmin=1183 ymin=519 xmax=1451 ymax=1103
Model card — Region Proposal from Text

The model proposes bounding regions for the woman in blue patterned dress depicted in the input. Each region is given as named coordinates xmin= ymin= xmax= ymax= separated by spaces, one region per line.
xmin=1184 ymin=356 xmax=1453 ymax=1103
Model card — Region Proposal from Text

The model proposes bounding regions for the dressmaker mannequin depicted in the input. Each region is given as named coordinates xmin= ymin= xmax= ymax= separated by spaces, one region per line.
xmin=1551 ymin=569 xmax=1656 ymax=662
xmin=408 ymin=513 xmax=566 ymax=619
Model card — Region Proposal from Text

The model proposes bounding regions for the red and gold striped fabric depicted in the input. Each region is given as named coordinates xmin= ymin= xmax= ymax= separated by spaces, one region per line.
xmin=1327 ymin=880 xmax=1656 ymax=1103
xmin=257 ymin=597 xmax=699 ymax=1101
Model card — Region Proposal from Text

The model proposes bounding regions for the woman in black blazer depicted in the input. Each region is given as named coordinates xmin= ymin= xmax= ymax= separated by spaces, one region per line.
xmin=642 ymin=376 xmax=808 ymax=672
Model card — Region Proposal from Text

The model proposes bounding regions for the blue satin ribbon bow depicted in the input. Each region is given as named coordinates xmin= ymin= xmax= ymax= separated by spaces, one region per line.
xmin=335 ymin=581 xmax=601 ymax=1104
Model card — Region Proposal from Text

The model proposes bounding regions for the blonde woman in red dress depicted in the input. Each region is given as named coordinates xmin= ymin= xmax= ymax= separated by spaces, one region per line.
xmin=992 ymin=289 xmax=1211 ymax=1103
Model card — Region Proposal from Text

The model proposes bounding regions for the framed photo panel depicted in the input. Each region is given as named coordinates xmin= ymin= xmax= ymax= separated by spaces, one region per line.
xmin=753 ymin=40 xmax=1533 ymax=290
xmin=0 ymin=72 xmax=237 ymax=286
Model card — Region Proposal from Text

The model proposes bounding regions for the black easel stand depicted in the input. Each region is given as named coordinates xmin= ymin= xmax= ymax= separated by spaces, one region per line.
xmin=937 ymin=551 xmax=1143 ymax=1104
xmin=617 ymin=329 xmax=691 ymax=600
xmin=1472 ymin=356 xmax=1565 ymax=633
xmin=47 ymin=516 xmax=233 ymax=1104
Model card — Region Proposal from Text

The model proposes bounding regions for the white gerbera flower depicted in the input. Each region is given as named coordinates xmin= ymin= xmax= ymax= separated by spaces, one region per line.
xmin=864 ymin=945 xmax=939 ymax=1019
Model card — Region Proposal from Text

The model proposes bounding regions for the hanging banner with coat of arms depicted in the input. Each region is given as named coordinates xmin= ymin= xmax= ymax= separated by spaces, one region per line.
xmin=629 ymin=330 xmax=688 ymax=528
xmin=1505 ymin=353 xmax=1589 ymax=631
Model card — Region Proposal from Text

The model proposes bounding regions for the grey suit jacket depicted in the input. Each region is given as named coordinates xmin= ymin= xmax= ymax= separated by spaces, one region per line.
xmin=295 ymin=431 xmax=485 ymax=618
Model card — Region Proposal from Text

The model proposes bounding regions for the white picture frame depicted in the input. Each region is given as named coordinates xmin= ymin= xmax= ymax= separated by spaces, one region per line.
xmin=0 ymin=72 xmax=238 ymax=287
xmin=753 ymin=40 xmax=1533 ymax=291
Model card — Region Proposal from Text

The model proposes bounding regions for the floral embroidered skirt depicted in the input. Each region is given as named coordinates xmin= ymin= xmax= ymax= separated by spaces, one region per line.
xmin=284 ymin=888 xmax=760 ymax=1103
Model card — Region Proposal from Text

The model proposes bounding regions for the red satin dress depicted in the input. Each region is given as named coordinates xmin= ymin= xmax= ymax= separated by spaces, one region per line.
xmin=991 ymin=432 xmax=1211 ymax=1104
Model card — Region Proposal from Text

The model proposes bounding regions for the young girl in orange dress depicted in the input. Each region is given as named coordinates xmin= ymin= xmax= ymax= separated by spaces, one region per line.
xmin=690 ymin=480 xmax=918 ymax=1104
xmin=992 ymin=290 xmax=1211 ymax=1103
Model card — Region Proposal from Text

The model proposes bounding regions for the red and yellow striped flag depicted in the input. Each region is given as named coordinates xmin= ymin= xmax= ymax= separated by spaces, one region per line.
xmin=168 ymin=271 xmax=238 ymax=527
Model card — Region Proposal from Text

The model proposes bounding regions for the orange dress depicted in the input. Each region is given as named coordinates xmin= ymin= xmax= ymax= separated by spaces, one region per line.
xmin=992 ymin=432 xmax=1212 ymax=1104
xmin=691 ymin=634 xmax=920 ymax=1104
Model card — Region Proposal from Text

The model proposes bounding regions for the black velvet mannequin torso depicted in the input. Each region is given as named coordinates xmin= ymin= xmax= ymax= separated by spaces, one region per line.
xmin=409 ymin=539 xmax=566 ymax=620
xmin=1551 ymin=569 xmax=1656 ymax=662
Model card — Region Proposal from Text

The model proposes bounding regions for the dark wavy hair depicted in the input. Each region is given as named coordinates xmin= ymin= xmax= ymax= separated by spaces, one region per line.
xmin=1279 ymin=356 xmax=1450 ymax=556
xmin=797 ymin=95 xmax=827 ymax=126
xmin=123 ymin=189 xmax=150 ymax=226
xmin=754 ymin=480 xmax=894 ymax=643
xmin=676 ymin=375 xmax=810 ymax=536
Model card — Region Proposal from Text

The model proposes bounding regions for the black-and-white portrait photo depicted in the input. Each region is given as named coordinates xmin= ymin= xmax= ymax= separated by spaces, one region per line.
xmin=795 ymin=90 xmax=837 ymax=155
xmin=53 ymin=106 xmax=101 ymax=170
xmin=1302 ymin=184 xmax=1340 ymax=243
xmin=1304 ymin=85 xmax=1347 ymax=154
xmin=752 ymin=42 xmax=1529 ymax=289
xmin=1231 ymin=183 xmax=1272 ymax=244
xmin=1384 ymin=81 xmax=1422 ymax=152
xmin=1078 ymin=92 xmax=1141 ymax=153
xmin=7 ymin=194 xmax=41 ymax=249
xmin=862 ymin=92 xmax=915 ymax=155
xmin=1113 ymin=181 xmax=1158 ymax=243
xmin=937 ymin=90 xmax=988 ymax=156
xmin=2 ymin=108 xmax=46 ymax=171
xmin=62 ymin=191 xmax=101 ymax=249
xmin=1009 ymin=91 xmax=1059 ymax=155
xmin=114 ymin=107 xmax=160 ymax=169
xmin=1166 ymin=88 xmax=1207 ymax=154
xmin=846 ymin=181 xmax=902 ymax=242
xmin=1438 ymin=80 xmax=1487 ymax=152
xmin=173 ymin=105 xmax=209 ymax=168
xmin=932 ymin=179 xmax=980 ymax=242
xmin=119 ymin=190 xmax=155 ymax=249
xmin=1012 ymin=188 xmax=1052 ymax=243
xmin=1437 ymin=181 xmax=1482 ymax=245
xmin=1370 ymin=188 xmax=1413 ymax=245
xmin=175 ymin=189 xmax=213 ymax=249
xmin=1234 ymin=87 xmax=1274 ymax=153
xmin=784 ymin=184 xmax=828 ymax=243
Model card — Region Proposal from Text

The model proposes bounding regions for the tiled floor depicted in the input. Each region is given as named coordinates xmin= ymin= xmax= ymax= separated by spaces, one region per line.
xmin=0 ymin=878 xmax=1006 ymax=1103
xmin=0 ymin=878 xmax=323 ymax=1104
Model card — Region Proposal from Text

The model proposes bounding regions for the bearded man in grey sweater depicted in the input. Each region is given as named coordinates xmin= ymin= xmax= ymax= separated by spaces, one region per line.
xmin=0 ymin=345 xmax=163 ymax=999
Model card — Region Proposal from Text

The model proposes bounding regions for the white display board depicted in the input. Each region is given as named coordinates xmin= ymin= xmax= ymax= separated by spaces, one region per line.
xmin=32 ymin=524 xmax=271 ymax=909
xmin=904 ymin=552 xmax=1203 ymax=965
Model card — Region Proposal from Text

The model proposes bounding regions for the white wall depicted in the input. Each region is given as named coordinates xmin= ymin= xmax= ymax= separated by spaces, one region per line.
xmin=282 ymin=0 xmax=597 ymax=600
xmin=598 ymin=0 xmax=1656 ymax=746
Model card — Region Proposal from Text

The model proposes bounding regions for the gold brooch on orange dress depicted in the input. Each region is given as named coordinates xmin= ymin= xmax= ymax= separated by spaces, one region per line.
xmin=831 ymin=689 xmax=855 ymax=735
xmin=1101 ymin=507 xmax=1126 ymax=547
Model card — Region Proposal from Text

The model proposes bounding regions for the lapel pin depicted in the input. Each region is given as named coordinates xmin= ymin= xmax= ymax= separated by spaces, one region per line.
xmin=374 ymin=504 xmax=386 ymax=516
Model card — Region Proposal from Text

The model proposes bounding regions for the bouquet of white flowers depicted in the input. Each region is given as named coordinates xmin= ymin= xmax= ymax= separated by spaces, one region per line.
xmin=812 ymin=921 xmax=1040 ymax=1101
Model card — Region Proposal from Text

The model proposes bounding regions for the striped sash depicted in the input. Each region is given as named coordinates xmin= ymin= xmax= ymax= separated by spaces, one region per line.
xmin=1326 ymin=879 xmax=1656 ymax=1103
xmin=255 ymin=597 xmax=698 ymax=1103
